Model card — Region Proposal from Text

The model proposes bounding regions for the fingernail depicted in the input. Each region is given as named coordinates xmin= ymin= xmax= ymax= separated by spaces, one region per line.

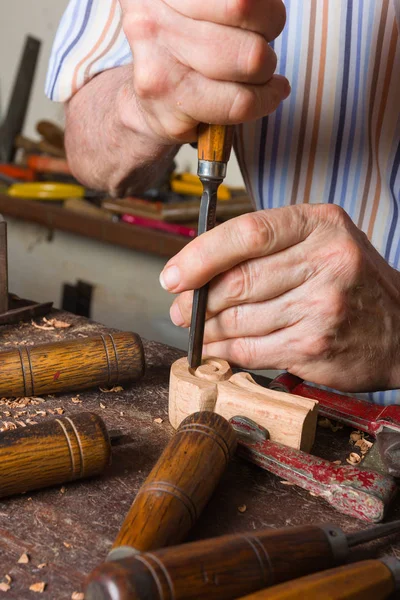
xmin=159 ymin=265 xmax=180 ymax=291
xmin=170 ymin=303 xmax=184 ymax=327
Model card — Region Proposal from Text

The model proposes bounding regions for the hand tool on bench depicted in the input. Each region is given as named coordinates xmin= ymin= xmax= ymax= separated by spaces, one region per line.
xmin=85 ymin=519 xmax=400 ymax=600
xmin=188 ymin=124 xmax=234 ymax=368
xmin=237 ymin=557 xmax=400 ymax=600
xmin=107 ymin=411 xmax=236 ymax=561
xmin=231 ymin=416 xmax=396 ymax=523
xmin=270 ymin=372 xmax=400 ymax=477
xmin=0 ymin=216 xmax=53 ymax=324
xmin=0 ymin=412 xmax=124 ymax=498
xmin=0 ymin=331 xmax=144 ymax=398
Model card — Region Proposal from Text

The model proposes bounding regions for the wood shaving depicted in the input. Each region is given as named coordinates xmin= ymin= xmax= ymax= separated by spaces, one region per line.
xmin=35 ymin=410 xmax=46 ymax=417
xmin=100 ymin=386 xmax=123 ymax=393
xmin=29 ymin=582 xmax=46 ymax=593
xmin=63 ymin=542 xmax=71 ymax=549
xmin=154 ymin=418 xmax=163 ymax=424
xmin=16 ymin=421 xmax=26 ymax=427
xmin=71 ymin=397 xmax=81 ymax=404
xmin=43 ymin=317 xmax=71 ymax=329
xmin=99 ymin=403 xmax=106 ymax=409
xmin=0 ymin=422 xmax=17 ymax=432
xmin=120 ymin=412 xmax=124 ymax=416
xmin=60 ymin=487 xmax=66 ymax=494
xmin=280 ymin=481 xmax=295 ymax=485
xmin=309 ymin=492 xmax=318 ymax=497
xmin=31 ymin=320 xmax=54 ymax=331
xmin=71 ymin=593 xmax=84 ymax=600
xmin=4 ymin=576 xmax=11 ymax=585
xmin=25 ymin=420 xmax=38 ymax=425
xmin=355 ymin=439 xmax=373 ymax=454
xmin=238 ymin=504 xmax=247 ymax=513
xmin=18 ymin=552 xmax=29 ymax=564
xmin=346 ymin=452 xmax=362 ymax=465
xmin=54 ymin=408 xmax=64 ymax=415
xmin=0 ymin=582 xmax=10 ymax=592
xmin=2 ymin=411 xmax=10 ymax=417
xmin=317 ymin=418 xmax=342 ymax=432
xmin=333 ymin=460 xmax=342 ymax=465
xmin=350 ymin=431 xmax=363 ymax=443
xmin=37 ymin=564 xmax=47 ymax=570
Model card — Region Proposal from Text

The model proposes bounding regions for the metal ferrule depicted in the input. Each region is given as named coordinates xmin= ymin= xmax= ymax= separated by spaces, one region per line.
xmin=106 ymin=545 xmax=139 ymax=562
xmin=320 ymin=524 xmax=349 ymax=564
xmin=198 ymin=159 xmax=227 ymax=180
xmin=381 ymin=556 xmax=400 ymax=590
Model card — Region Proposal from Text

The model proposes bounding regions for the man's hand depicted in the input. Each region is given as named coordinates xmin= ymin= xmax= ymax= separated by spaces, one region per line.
xmin=119 ymin=0 xmax=290 ymax=144
xmin=160 ymin=204 xmax=400 ymax=392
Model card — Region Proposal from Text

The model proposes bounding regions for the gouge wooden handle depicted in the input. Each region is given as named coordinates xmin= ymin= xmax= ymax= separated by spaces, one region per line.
xmin=108 ymin=411 xmax=236 ymax=558
xmin=237 ymin=560 xmax=396 ymax=599
xmin=86 ymin=524 xmax=341 ymax=600
xmin=197 ymin=124 xmax=234 ymax=164
xmin=0 ymin=331 xmax=144 ymax=397
xmin=0 ymin=412 xmax=111 ymax=498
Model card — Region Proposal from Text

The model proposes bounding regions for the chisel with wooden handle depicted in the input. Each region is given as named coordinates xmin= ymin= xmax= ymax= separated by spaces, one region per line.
xmin=237 ymin=558 xmax=400 ymax=599
xmin=85 ymin=520 xmax=400 ymax=599
xmin=0 ymin=331 xmax=144 ymax=397
xmin=188 ymin=124 xmax=234 ymax=368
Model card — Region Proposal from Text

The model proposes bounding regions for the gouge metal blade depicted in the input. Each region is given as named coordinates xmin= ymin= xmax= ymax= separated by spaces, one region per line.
xmin=188 ymin=179 xmax=220 ymax=368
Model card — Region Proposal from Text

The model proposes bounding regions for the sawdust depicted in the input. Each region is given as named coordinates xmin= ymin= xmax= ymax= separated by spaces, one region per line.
xmin=29 ymin=582 xmax=46 ymax=593
xmin=100 ymin=386 xmax=124 ymax=393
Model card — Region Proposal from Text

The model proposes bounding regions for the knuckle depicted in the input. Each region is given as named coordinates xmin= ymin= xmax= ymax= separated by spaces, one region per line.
xmin=225 ymin=0 xmax=253 ymax=23
xmin=224 ymin=263 xmax=252 ymax=302
xmin=321 ymin=290 xmax=346 ymax=324
xmin=228 ymin=87 xmax=257 ymax=122
xmin=235 ymin=212 xmax=275 ymax=255
xmin=245 ymin=37 xmax=275 ymax=80
xmin=223 ymin=304 xmax=242 ymax=331
xmin=134 ymin=64 xmax=164 ymax=99
xmin=302 ymin=334 xmax=332 ymax=360
xmin=122 ymin=13 xmax=158 ymax=41
xmin=232 ymin=337 xmax=253 ymax=366
xmin=315 ymin=203 xmax=350 ymax=226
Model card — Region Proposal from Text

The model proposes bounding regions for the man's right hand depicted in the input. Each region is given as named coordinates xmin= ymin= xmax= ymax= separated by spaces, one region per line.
xmin=118 ymin=0 xmax=290 ymax=145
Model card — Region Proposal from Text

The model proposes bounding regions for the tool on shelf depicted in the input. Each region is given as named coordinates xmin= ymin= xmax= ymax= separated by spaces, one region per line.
xmin=0 ymin=215 xmax=53 ymax=324
xmin=237 ymin=557 xmax=400 ymax=600
xmin=107 ymin=411 xmax=236 ymax=561
xmin=188 ymin=124 xmax=234 ymax=368
xmin=0 ymin=412 xmax=120 ymax=498
xmin=0 ymin=331 xmax=144 ymax=398
xmin=85 ymin=520 xmax=400 ymax=600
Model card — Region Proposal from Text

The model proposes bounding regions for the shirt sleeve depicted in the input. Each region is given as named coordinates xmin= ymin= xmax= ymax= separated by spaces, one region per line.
xmin=45 ymin=0 xmax=132 ymax=102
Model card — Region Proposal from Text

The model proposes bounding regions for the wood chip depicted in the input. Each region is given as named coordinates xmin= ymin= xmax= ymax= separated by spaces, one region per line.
xmin=0 ymin=582 xmax=10 ymax=592
xmin=355 ymin=439 xmax=373 ymax=454
xmin=309 ymin=491 xmax=318 ymax=497
xmin=43 ymin=317 xmax=71 ymax=329
xmin=4 ymin=576 xmax=11 ymax=585
xmin=71 ymin=593 xmax=84 ymax=600
xmin=29 ymin=582 xmax=46 ymax=593
xmin=100 ymin=386 xmax=124 ymax=393
xmin=25 ymin=420 xmax=38 ymax=425
xmin=280 ymin=480 xmax=295 ymax=485
xmin=16 ymin=421 xmax=26 ymax=427
xmin=99 ymin=403 xmax=106 ymax=409
xmin=333 ymin=460 xmax=342 ymax=465
xmin=60 ymin=487 xmax=66 ymax=494
xmin=54 ymin=408 xmax=65 ymax=415
xmin=120 ymin=412 xmax=124 ymax=416
xmin=37 ymin=564 xmax=47 ymax=570
xmin=350 ymin=431 xmax=363 ymax=443
xmin=317 ymin=418 xmax=343 ymax=432
xmin=154 ymin=418 xmax=163 ymax=424
xmin=71 ymin=397 xmax=81 ymax=404
xmin=18 ymin=552 xmax=29 ymax=564
xmin=346 ymin=452 xmax=362 ymax=465
xmin=31 ymin=320 xmax=54 ymax=331
xmin=238 ymin=504 xmax=247 ymax=513
xmin=63 ymin=542 xmax=71 ymax=549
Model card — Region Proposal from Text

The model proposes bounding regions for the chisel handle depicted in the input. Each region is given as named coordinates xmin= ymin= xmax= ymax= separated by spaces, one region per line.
xmin=86 ymin=524 xmax=346 ymax=600
xmin=198 ymin=124 xmax=234 ymax=165
xmin=0 ymin=412 xmax=111 ymax=498
xmin=237 ymin=558 xmax=400 ymax=599
xmin=0 ymin=331 xmax=144 ymax=397
xmin=108 ymin=411 xmax=236 ymax=559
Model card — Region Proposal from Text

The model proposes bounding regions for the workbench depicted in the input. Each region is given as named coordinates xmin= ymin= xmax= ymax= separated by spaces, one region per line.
xmin=0 ymin=311 xmax=399 ymax=599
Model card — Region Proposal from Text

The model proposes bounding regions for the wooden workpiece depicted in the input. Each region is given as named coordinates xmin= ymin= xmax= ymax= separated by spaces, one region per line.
xmin=0 ymin=311 xmax=399 ymax=599
xmin=169 ymin=357 xmax=319 ymax=452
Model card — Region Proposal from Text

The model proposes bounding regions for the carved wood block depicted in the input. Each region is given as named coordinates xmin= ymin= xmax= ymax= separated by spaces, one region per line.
xmin=169 ymin=357 xmax=319 ymax=452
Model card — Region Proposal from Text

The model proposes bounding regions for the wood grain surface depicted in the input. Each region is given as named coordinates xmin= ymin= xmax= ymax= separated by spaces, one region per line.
xmin=169 ymin=357 xmax=319 ymax=451
xmin=86 ymin=524 xmax=335 ymax=600
xmin=0 ymin=331 xmax=144 ymax=397
xmin=111 ymin=411 xmax=237 ymax=553
xmin=0 ymin=412 xmax=111 ymax=498
xmin=198 ymin=124 xmax=234 ymax=163
xmin=237 ymin=560 xmax=395 ymax=599
xmin=0 ymin=311 xmax=399 ymax=600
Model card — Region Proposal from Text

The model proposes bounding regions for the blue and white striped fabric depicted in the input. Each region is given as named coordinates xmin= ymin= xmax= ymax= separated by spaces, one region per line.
xmin=47 ymin=0 xmax=400 ymax=404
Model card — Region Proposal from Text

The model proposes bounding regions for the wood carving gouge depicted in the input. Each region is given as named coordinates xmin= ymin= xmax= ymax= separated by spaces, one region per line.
xmin=188 ymin=124 xmax=234 ymax=368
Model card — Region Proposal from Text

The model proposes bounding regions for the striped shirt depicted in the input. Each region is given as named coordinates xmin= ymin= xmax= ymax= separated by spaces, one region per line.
xmin=47 ymin=1 xmax=400 ymax=404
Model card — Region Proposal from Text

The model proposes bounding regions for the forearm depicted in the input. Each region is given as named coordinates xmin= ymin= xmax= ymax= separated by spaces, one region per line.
xmin=65 ymin=64 xmax=180 ymax=196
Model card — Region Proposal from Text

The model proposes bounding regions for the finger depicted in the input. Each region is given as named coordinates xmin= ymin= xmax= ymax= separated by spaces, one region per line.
xmin=170 ymin=245 xmax=311 ymax=326
xmin=169 ymin=19 xmax=278 ymax=85
xmin=160 ymin=205 xmax=315 ymax=293
xmin=203 ymin=331 xmax=291 ymax=370
xmin=203 ymin=296 xmax=303 ymax=343
xmin=162 ymin=0 xmax=286 ymax=41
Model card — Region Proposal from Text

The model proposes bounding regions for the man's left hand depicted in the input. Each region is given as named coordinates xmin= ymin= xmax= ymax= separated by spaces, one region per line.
xmin=160 ymin=204 xmax=400 ymax=392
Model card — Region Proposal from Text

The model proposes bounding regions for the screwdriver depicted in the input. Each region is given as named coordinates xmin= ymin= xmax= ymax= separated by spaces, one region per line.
xmin=237 ymin=557 xmax=400 ymax=599
xmin=85 ymin=520 xmax=400 ymax=600
xmin=188 ymin=124 xmax=234 ymax=368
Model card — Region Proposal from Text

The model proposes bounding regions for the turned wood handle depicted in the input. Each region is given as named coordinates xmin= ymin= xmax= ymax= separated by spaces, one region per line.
xmin=198 ymin=124 xmax=234 ymax=164
xmin=0 ymin=412 xmax=111 ymax=498
xmin=237 ymin=560 xmax=395 ymax=599
xmin=86 ymin=525 xmax=336 ymax=600
xmin=0 ymin=331 xmax=145 ymax=397
xmin=109 ymin=411 xmax=236 ymax=557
